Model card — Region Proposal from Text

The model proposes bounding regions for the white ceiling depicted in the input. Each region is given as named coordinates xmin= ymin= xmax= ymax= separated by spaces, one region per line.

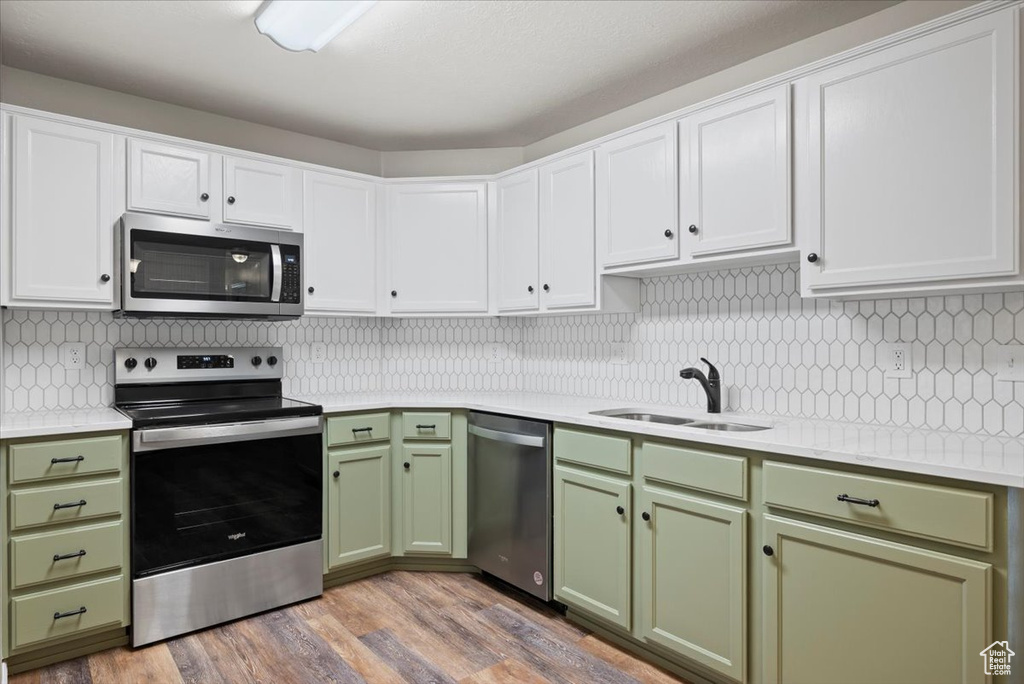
xmin=0 ymin=0 xmax=898 ymax=151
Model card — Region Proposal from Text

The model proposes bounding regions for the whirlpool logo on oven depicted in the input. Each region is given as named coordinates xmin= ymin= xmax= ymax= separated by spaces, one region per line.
xmin=228 ymin=532 xmax=247 ymax=541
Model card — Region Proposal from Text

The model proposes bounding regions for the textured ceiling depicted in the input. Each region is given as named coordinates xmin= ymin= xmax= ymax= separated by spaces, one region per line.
xmin=0 ymin=0 xmax=898 ymax=151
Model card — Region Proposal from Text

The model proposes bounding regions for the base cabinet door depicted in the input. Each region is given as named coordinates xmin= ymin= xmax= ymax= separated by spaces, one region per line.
xmin=762 ymin=515 xmax=991 ymax=684
xmin=328 ymin=446 xmax=391 ymax=569
xmin=639 ymin=487 xmax=746 ymax=682
xmin=402 ymin=444 xmax=452 ymax=555
xmin=553 ymin=465 xmax=631 ymax=630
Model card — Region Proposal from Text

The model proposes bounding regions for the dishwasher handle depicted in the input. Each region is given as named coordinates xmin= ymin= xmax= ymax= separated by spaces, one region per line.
xmin=468 ymin=424 xmax=546 ymax=449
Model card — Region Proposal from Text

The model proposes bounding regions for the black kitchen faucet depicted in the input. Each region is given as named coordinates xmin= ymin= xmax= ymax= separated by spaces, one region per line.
xmin=680 ymin=358 xmax=721 ymax=413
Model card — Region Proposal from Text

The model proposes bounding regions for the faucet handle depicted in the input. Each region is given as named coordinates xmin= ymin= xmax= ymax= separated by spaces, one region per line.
xmin=700 ymin=357 xmax=720 ymax=380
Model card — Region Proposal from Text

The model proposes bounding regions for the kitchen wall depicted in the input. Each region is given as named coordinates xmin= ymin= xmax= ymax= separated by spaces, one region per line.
xmin=8 ymin=262 xmax=1020 ymax=439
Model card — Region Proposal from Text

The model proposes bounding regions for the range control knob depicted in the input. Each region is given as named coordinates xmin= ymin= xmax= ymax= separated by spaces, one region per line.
xmin=267 ymin=355 xmax=278 ymax=367
xmin=144 ymin=357 xmax=157 ymax=370
xmin=124 ymin=357 xmax=138 ymax=370
xmin=251 ymin=356 xmax=263 ymax=367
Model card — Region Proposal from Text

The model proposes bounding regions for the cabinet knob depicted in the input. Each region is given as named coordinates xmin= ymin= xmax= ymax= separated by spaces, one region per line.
xmin=391 ymin=290 xmax=398 ymax=298
xmin=333 ymin=471 xmax=340 ymax=479
xmin=807 ymin=253 xmax=819 ymax=263
xmin=200 ymin=193 xmax=209 ymax=202
xmin=308 ymin=286 xmax=315 ymax=294
xmin=762 ymin=545 xmax=774 ymax=557
xmin=543 ymin=284 xmax=550 ymax=292
xmin=528 ymin=285 xmax=534 ymax=293
xmin=641 ymin=511 xmax=651 ymax=522
xmin=688 ymin=224 xmax=698 ymax=235
xmin=664 ymin=229 xmax=673 ymax=239
xmin=100 ymin=273 xmax=111 ymax=283
xmin=227 ymin=196 xmax=236 ymax=205
xmin=616 ymin=505 xmax=625 ymax=515
xmin=403 ymin=462 xmax=410 ymax=469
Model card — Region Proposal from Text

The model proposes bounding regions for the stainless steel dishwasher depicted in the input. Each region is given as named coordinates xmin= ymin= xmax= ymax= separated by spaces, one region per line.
xmin=468 ymin=412 xmax=552 ymax=601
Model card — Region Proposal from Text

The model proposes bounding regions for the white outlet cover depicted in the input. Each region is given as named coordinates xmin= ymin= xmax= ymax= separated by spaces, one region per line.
xmin=311 ymin=342 xmax=327 ymax=363
xmin=61 ymin=343 xmax=86 ymax=369
xmin=610 ymin=343 xmax=629 ymax=366
xmin=883 ymin=342 xmax=912 ymax=379
xmin=995 ymin=344 xmax=1024 ymax=382
xmin=484 ymin=343 xmax=508 ymax=362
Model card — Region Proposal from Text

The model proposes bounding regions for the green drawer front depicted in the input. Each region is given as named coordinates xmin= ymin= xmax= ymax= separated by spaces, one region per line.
xmin=763 ymin=462 xmax=994 ymax=551
xmin=642 ymin=441 xmax=747 ymax=500
xmin=10 ymin=479 xmax=123 ymax=532
xmin=554 ymin=427 xmax=632 ymax=475
xmin=10 ymin=521 xmax=124 ymax=590
xmin=9 ymin=435 xmax=122 ymax=484
xmin=10 ymin=575 xmax=126 ymax=651
xmin=327 ymin=412 xmax=391 ymax=446
xmin=402 ymin=412 xmax=452 ymax=440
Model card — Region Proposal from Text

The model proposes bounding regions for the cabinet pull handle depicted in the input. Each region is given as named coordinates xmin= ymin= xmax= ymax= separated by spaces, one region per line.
xmin=616 ymin=506 xmax=625 ymax=515
xmin=53 ymin=550 xmax=87 ymax=562
xmin=51 ymin=455 xmax=85 ymax=464
xmin=415 ymin=424 xmax=436 ymax=430
xmin=53 ymin=499 xmax=87 ymax=511
xmin=53 ymin=607 xmax=87 ymax=621
xmin=351 ymin=427 xmax=373 ymax=433
xmin=837 ymin=493 xmax=879 ymax=508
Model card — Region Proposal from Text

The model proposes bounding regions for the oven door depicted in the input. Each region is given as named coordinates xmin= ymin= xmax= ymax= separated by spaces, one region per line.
xmin=120 ymin=213 xmax=303 ymax=318
xmin=131 ymin=416 xmax=322 ymax=578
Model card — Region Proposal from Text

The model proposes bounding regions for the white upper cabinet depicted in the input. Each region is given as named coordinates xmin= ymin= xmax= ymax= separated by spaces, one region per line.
xmin=540 ymin=150 xmax=596 ymax=309
xmin=4 ymin=115 xmax=117 ymax=308
xmin=223 ymin=156 xmax=301 ymax=230
xmin=386 ymin=181 xmax=488 ymax=314
xmin=128 ymin=139 xmax=212 ymax=219
xmin=495 ymin=169 xmax=540 ymax=313
xmin=303 ymin=171 xmax=378 ymax=315
xmin=680 ymin=85 xmax=791 ymax=258
xmin=597 ymin=122 xmax=678 ymax=268
xmin=799 ymin=8 xmax=1019 ymax=297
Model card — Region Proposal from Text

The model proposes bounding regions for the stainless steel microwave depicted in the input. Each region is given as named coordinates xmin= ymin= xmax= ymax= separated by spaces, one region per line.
xmin=118 ymin=212 xmax=303 ymax=320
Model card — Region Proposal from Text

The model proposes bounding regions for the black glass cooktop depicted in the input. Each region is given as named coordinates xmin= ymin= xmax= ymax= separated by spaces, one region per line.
xmin=118 ymin=396 xmax=321 ymax=429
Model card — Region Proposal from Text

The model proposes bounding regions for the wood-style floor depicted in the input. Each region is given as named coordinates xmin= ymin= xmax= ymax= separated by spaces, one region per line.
xmin=12 ymin=571 xmax=688 ymax=684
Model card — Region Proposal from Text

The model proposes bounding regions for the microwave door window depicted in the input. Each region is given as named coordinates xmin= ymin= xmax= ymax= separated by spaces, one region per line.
xmin=131 ymin=235 xmax=272 ymax=301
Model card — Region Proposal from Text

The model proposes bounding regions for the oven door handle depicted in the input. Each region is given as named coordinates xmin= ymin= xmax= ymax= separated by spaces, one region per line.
xmin=133 ymin=415 xmax=322 ymax=453
xmin=270 ymin=244 xmax=282 ymax=303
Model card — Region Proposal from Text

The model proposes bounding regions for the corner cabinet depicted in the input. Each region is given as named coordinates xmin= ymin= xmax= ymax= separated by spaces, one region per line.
xmin=303 ymin=171 xmax=378 ymax=314
xmin=385 ymin=181 xmax=488 ymax=314
xmin=762 ymin=515 xmax=991 ymax=684
xmin=401 ymin=444 xmax=452 ymax=555
xmin=797 ymin=7 xmax=1021 ymax=298
xmin=2 ymin=115 xmax=118 ymax=310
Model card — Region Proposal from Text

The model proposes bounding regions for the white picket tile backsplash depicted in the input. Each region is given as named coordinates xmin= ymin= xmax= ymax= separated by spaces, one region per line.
xmin=3 ymin=263 xmax=1022 ymax=437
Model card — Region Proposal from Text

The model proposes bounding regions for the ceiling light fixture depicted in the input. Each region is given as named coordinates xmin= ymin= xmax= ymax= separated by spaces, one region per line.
xmin=255 ymin=0 xmax=377 ymax=53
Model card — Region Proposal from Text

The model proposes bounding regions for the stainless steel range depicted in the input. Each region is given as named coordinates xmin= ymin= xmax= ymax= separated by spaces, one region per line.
xmin=114 ymin=346 xmax=323 ymax=646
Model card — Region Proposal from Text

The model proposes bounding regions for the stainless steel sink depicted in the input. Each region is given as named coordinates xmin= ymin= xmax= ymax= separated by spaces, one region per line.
xmin=589 ymin=409 xmax=697 ymax=426
xmin=687 ymin=421 xmax=770 ymax=432
xmin=590 ymin=408 xmax=771 ymax=432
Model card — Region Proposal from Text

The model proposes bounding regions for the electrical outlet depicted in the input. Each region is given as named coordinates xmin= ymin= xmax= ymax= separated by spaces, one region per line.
xmin=883 ymin=342 xmax=912 ymax=379
xmin=484 ymin=343 xmax=508 ymax=363
xmin=62 ymin=343 xmax=86 ymax=370
xmin=311 ymin=342 xmax=327 ymax=363
xmin=995 ymin=344 xmax=1024 ymax=382
xmin=610 ymin=343 xmax=629 ymax=366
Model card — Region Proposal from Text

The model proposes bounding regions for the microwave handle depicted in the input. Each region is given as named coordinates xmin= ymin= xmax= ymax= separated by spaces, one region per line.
xmin=270 ymin=245 xmax=282 ymax=302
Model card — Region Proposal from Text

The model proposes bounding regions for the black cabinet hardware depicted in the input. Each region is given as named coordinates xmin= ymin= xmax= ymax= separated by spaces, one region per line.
xmin=53 ymin=607 xmax=87 ymax=620
xmin=351 ymin=427 xmax=373 ymax=433
xmin=403 ymin=462 xmax=410 ymax=469
xmin=807 ymin=252 xmax=819 ymax=263
xmin=200 ymin=193 xmax=209 ymax=201
xmin=543 ymin=284 xmax=550 ymax=292
xmin=308 ymin=286 xmax=315 ymax=294
xmin=641 ymin=512 xmax=651 ymax=521
xmin=837 ymin=493 xmax=880 ymax=507
xmin=333 ymin=471 xmax=340 ymax=479
xmin=762 ymin=545 xmax=774 ymax=557
xmin=415 ymin=424 xmax=436 ymax=430
xmin=100 ymin=273 xmax=111 ymax=282
xmin=688 ymin=224 xmax=698 ymax=234
xmin=53 ymin=550 xmax=86 ymax=562
xmin=528 ymin=285 xmax=534 ymax=293
xmin=664 ymin=229 xmax=673 ymax=238
xmin=51 ymin=455 xmax=85 ymax=464
xmin=53 ymin=499 xmax=87 ymax=511
xmin=391 ymin=290 xmax=398 ymax=297
xmin=227 ymin=196 xmax=236 ymax=204
xmin=616 ymin=505 xmax=625 ymax=515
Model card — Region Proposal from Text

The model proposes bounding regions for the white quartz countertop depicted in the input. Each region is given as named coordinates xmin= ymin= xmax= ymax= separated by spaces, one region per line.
xmin=0 ymin=407 xmax=132 ymax=440
xmin=299 ymin=392 xmax=1024 ymax=489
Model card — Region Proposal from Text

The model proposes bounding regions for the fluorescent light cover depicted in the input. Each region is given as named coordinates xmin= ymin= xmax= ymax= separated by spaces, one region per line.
xmin=255 ymin=0 xmax=377 ymax=52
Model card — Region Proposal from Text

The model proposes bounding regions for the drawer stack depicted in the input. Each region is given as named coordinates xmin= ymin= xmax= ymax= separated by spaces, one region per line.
xmin=3 ymin=433 xmax=130 ymax=657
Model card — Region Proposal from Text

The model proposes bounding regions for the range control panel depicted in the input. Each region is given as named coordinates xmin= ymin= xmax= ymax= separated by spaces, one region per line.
xmin=177 ymin=354 xmax=234 ymax=370
xmin=115 ymin=347 xmax=284 ymax=385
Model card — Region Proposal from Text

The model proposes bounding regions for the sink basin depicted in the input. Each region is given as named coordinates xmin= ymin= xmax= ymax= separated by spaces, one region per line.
xmin=687 ymin=422 xmax=770 ymax=432
xmin=590 ymin=409 xmax=697 ymax=426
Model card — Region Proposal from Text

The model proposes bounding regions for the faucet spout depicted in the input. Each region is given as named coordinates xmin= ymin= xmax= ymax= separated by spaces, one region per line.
xmin=679 ymin=358 xmax=722 ymax=413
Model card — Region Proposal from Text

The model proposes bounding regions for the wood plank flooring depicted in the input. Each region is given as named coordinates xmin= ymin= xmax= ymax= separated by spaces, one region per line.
xmin=12 ymin=571 xmax=688 ymax=684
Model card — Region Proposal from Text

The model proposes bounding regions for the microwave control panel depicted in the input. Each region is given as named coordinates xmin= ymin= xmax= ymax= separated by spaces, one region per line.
xmin=280 ymin=248 xmax=301 ymax=304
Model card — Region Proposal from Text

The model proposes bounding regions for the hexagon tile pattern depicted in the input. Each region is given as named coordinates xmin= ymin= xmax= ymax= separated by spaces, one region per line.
xmin=2 ymin=263 xmax=1022 ymax=438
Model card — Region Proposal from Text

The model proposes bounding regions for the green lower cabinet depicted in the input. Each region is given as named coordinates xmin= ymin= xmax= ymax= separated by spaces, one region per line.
xmin=762 ymin=514 xmax=992 ymax=684
xmin=328 ymin=445 xmax=391 ymax=569
xmin=553 ymin=465 xmax=632 ymax=630
xmin=402 ymin=444 xmax=452 ymax=555
xmin=638 ymin=486 xmax=747 ymax=682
